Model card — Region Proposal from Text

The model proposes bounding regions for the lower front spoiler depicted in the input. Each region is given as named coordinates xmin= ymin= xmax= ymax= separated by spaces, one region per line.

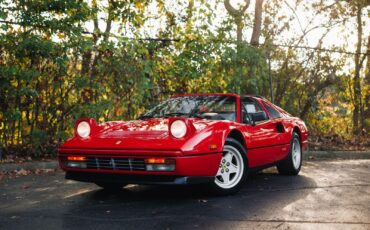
xmin=66 ymin=171 xmax=214 ymax=185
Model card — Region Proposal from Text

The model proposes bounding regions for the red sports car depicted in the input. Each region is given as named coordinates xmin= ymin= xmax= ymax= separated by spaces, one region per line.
xmin=58 ymin=94 xmax=308 ymax=195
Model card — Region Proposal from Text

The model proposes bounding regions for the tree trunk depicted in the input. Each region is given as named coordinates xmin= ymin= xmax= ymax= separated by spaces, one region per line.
xmin=250 ymin=0 xmax=264 ymax=46
xmin=224 ymin=0 xmax=250 ymax=94
xmin=364 ymin=35 xmax=370 ymax=134
xmin=236 ymin=21 xmax=243 ymax=44
xmin=224 ymin=0 xmax=250 ymax=44
xmin=353 ymin=4 xmax=363 ymax=135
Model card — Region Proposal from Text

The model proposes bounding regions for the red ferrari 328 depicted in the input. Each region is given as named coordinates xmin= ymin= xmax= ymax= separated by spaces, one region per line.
xmin=58 ymin=94 xmax=308 ymax=195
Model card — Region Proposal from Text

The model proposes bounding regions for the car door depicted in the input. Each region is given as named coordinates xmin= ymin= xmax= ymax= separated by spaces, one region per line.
xmin=261 ymin=101 xmax=291 ymax=161
xmin=239 ymin=97 xmax=286 ymax=167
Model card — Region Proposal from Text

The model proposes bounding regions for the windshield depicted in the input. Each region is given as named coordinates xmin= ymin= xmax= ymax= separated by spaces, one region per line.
xmin=140 ymin=96 xmax=236 ymax=121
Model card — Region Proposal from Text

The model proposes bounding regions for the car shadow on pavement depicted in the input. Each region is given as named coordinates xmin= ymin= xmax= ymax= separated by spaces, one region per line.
xmin=61 ymin=172 xmax=316 ymax=230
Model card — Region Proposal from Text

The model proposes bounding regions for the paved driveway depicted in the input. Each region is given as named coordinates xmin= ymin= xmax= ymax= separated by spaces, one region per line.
xmin=1 ymin=160 xmax=370 ymax=230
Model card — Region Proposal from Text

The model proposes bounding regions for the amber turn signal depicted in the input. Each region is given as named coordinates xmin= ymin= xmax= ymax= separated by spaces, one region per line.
xmin=67 ymin=156 xmax=86 ymax=161
xmin=144 ymin=158 xmax=176 ymax=171
xmin=144 ymin=158 xmax=175 ymax=164
xmin=209 ymin=144 xmax=218 ymax=150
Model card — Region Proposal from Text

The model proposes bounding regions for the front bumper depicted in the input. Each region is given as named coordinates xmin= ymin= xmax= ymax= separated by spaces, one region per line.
xmin=58 ymin=149 xmax=222 ymax=182
xmin=66 ymin=171 xmax=214 ymax=185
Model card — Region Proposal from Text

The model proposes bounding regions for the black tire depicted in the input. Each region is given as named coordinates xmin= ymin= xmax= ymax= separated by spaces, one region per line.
xmin=210 ymin=138 xmax=248 ymax=195
xmin=277 ymin=132 xmax=302 ymax=175
xmin=95 ymin=182 xmax=127 ymax=191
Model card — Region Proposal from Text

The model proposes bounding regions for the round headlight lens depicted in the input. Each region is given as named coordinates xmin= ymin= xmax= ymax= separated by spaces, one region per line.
xmin=77 ymin=121 xmax=91 ymax=138
xmin=170 ymin=120 xmax=187 ymax=138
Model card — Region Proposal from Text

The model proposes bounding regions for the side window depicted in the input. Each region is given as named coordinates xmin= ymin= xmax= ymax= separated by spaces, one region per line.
xmin=241 ymin=98 xmax=267 ymax=124
xmin=263 ymin=102 xmax=281 ymax=119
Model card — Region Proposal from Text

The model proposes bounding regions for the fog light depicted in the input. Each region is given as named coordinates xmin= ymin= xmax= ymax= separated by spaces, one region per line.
xmin=144 ymin=158 xmax=175 ymax=171
xmin=146 ymin=164 xmax=175 ymax=171
xmin=66 ymin=161 xmax=87 ymax=168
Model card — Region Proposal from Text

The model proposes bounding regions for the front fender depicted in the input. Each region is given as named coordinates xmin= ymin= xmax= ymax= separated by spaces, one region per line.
xmin=181 ymin=121 xmax=241 ymax=155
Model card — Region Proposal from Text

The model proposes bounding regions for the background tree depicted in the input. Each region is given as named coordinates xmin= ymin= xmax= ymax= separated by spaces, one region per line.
xmin=0 ymin=0 xmax=369 ymax=158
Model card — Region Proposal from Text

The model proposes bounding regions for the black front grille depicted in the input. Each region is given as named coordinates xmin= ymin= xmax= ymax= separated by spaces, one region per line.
xmin=86 ymin=157 xmax=146 ymax=171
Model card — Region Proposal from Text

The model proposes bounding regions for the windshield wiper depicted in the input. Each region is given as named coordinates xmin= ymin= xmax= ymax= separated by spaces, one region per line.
xmin=138 ymin=114 xmax=154 ymax=120
xmin=189 ymin=112 xmax=204 ymax=119
xmin=163 ymin=112 xmax=203 ymax=119
xmin=163 ymin=112 xmax=189 ymax=117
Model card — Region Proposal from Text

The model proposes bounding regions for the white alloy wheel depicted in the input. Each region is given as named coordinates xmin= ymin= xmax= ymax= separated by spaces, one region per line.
xmin=215 ymin=145 xmax=244 ymax=189
xmin=277 ymin=132 xmax=302 ymax=175
xmin=292 ymin=138 xmax=301 ymax=170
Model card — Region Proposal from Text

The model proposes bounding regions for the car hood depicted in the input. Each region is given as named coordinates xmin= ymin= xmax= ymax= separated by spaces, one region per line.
xmin=97 ymin=119 xmax=170 ymax=139
xmin=60 ymin=118 xmax=225 ymax=152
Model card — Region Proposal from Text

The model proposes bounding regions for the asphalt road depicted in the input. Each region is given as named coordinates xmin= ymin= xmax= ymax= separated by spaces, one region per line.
xmin=1 ymin=160 xmax=370 ymax=230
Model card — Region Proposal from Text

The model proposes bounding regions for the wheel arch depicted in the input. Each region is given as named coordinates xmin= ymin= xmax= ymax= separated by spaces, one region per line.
xmin=224 ymin=129 xmax=247 ymax=153
xmin=211 ymin=127 xmax=249 ymax=194
xmin=292 ymin=126 xmax=303 ymax=149
xmin=293 ymin=126 xmax=301 ymax=140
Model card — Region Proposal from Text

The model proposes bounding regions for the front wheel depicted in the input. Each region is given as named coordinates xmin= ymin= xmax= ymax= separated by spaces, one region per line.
xmin=210 ymin=138 xmax=248 ymax=195
xmin=277 ymin=132 xmax=302 ymax=175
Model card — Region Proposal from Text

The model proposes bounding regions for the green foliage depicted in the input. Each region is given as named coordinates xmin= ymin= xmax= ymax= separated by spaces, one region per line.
xmin=30 ymin=128 xmax=48 ymax=146
xmin=0 ymin=0 xmax=368 ymax=156
xmin=222 ymin=44 xmax=268 ymax=94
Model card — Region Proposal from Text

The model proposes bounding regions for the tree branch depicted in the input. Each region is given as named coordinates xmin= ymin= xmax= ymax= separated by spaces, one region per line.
xmin=224 ymin=0 xmax=250 ymax=17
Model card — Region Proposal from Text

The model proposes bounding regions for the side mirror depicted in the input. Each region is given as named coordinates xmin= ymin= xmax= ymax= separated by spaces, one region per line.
xmin=243 ymin=113 xmax=255 ymax=126
xmin=249 ymin=111 xmax=267 ymax=125
xmin=242 ymin=112 xmax=255 ymax=126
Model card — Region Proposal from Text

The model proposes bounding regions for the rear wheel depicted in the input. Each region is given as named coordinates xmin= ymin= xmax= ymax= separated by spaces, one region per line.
xmin=277 ymin=132 xmax=302 ymax=175
xmin=95 ymin=182 xmax=127 ymax=191
xmin=210 ymin=138 xmax=248 ymax=195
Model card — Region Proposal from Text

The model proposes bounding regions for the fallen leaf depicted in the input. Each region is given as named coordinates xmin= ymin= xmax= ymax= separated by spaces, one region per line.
xmin=16 ymin=169 xmax=29 ymax=176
